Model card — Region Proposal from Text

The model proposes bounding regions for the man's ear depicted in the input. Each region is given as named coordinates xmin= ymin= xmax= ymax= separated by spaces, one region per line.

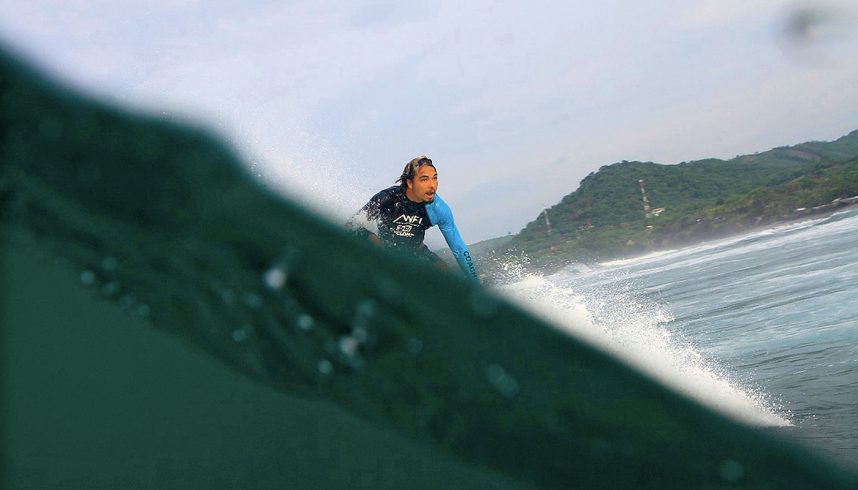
xmin=406 ymin=179 xmax=413 ymax=190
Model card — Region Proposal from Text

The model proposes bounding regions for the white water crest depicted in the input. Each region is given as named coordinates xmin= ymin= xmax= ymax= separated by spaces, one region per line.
xmin=497 ymin=271 xmax=791 ymax=427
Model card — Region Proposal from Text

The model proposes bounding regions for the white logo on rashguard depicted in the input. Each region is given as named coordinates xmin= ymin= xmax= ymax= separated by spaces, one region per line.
xmin=392 ymin=214 xmax=422 ymax=237
xmin=394 ymin=214 xmax=423 ymax=225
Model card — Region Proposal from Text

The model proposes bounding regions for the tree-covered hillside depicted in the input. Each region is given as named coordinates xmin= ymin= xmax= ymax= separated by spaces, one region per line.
xmin=499 ymin=130 xmax=858 ymax=271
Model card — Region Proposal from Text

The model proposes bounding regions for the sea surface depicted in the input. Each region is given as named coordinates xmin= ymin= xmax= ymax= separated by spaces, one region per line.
xmin=503 ymin=209 xmax=858 ymax=469
xmin=5 ymin=47 xmax=857 ymax=486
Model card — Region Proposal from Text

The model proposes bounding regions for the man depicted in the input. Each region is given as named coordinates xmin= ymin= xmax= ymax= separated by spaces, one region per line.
xmin=347 ymin=156 xmax=480 ymax=284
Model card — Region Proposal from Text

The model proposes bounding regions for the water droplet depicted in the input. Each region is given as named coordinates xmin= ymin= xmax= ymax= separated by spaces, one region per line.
xmin=317 ymin=359 xmax=333 ymax=375
xmin=101 ymin=256 xmax=118 ymax=271
xmin=356 ymin=299 xmax=377 ymax=317
xmin=719 ymin=459 xmax=744 ymax=482
xmin=470 ymin=291 xmax=502 ymax=318
xmin=296 ymin=314 xmax=314 ymax=331
xmin=232 ymin=328 xmax=249 ymax=342
xmin=485 ymin=364 xmax=519 ymax=397
xmin=221 ymin=289 xmax=236 ymax=305
xmin=263 ymin=267 xmax=287 ymax=289
xmin=119 ymin=294 xmax=136 ymax=308
xmin=243 ymin=292 xmax=262 ymax=309
xmin=339 ymin=336 xmax=360 ymax=358
xmin=80 ymin=270 xmax=96 ymax=285
xmin=101 ymin=281 xmax=120 ymax=297
xmin=136 ymin=304 xmax=151 ymax=318
xmin=407 ymin=337 xmax=424 ymax=354
xmin=350 ymin=299 xmax=377 ymax=330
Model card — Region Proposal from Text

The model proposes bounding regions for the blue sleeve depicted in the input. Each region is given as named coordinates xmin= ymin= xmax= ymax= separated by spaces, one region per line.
xmin=426 ymin=195 xmax=480 ymax=284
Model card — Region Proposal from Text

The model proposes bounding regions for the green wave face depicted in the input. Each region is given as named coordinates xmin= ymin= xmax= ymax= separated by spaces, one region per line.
xmin=1 ymin=48 xmax=855 ymax=489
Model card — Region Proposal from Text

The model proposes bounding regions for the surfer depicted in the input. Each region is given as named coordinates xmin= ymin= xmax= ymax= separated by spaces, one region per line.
xmin=347 ymin=155 xmax=480 ymax=284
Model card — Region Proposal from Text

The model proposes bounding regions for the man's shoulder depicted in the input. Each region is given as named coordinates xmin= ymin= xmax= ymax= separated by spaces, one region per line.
xmin=368 ymin=186 xmax=404 ymax=204
xmin=431 ymin=193 xmax=453 ymax=210
xmin=379 ymin=185 xmax=405 ymax=198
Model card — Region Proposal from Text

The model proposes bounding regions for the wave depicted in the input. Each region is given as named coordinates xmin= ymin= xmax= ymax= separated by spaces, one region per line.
xmin=815 ymin=207 xmax=858 ymax=225
xmin=598 ymin=248 xmax=681 ymax=268
xmin=498 ymin=273 xmax=790 ymax=427
xmin=592 ymin=213 xmax=855 ymax=283
xmin=599 ymin=209 xmax=858 ymax=278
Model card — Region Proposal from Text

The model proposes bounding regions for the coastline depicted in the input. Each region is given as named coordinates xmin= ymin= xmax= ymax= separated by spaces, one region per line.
xmin=559 ymin=201 xmax=858 ymax=274
xmin=481 ymin=200 xmax=858 ymax=278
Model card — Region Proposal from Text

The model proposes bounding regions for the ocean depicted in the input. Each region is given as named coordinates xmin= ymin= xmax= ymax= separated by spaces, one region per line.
xmin=503 ymin=208 xmax=858 ymax=469
xmin=4 ymin=47 xmax=858 ymax=487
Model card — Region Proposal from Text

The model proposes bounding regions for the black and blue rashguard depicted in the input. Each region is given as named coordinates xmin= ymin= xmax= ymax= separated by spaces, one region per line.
xmin=347 ymin=186 xmax=479 ymax=284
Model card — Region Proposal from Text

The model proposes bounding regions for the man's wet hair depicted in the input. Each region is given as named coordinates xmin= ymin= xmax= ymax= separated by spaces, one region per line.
xmin=396 ymin=155 xmax=435 ymax=190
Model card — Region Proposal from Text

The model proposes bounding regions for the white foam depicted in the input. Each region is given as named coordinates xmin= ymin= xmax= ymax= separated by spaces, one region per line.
xmin=596 ymin=216 xmax=837 ymax=276
xmin=598 ymin=249 xmax=680 ymax=268
xmin=497 ymin=273 xmax=791 ymax=427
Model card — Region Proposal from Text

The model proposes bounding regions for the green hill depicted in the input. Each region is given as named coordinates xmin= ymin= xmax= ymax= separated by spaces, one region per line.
xmin=502 ymin=130 xmax=858 ymax=271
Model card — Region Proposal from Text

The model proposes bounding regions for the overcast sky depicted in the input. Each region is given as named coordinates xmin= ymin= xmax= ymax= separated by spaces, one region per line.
xmin=1 ymin=0 xmax=857 ymax=245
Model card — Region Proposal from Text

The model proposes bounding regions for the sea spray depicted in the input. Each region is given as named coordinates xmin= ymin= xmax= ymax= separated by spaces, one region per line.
xmin=497 ymin=268 xmax=791 ymax=427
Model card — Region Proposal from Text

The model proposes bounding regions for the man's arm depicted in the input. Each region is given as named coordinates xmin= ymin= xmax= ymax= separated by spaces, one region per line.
xmin=426 ymin=195 xmax=480 ymax=284
xmin=346 ymin=189 xmax=388 ymax=243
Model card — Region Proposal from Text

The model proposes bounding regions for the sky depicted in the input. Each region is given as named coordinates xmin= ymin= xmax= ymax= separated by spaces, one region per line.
xmin=1 ymin=0 xmax=857 ymax=246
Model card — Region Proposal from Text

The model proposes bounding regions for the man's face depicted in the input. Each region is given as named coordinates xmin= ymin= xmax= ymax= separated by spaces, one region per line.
xmin=406 ymin=165 xmax=438 ymax=203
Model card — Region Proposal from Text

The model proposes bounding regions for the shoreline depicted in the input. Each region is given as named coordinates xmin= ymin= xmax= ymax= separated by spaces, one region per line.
xmin=517 ymin=201 xmax=858 ymax=276
xmin=564 ymin=202 xmax=858 ymax=272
